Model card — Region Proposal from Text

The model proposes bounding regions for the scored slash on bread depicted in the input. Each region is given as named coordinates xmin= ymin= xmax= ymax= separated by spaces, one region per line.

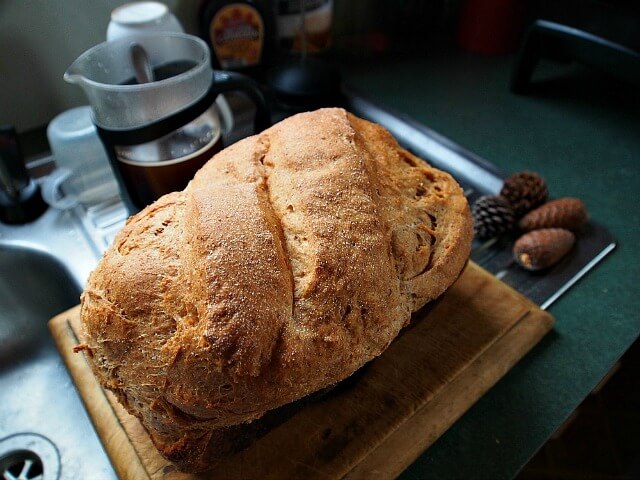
xmin=78 ymin=108 xmax=473 ymax=472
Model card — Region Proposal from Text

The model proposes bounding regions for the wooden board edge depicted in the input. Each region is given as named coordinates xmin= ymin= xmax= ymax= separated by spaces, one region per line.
xmin=342 ymin=308 xmax=554 ymax=480
xmin=48 ymin=307 xmax=152 ymax=480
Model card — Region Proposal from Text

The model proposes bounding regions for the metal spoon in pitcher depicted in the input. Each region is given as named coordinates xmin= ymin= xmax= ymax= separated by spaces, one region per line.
xmin=130 ymin=43 xmax=154 ymax=84
xmin=129 ymin=43 xmax=173 ymax=162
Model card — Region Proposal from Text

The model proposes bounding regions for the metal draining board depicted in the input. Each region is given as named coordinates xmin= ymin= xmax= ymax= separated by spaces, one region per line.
xmin=344 ymin=88 xmax=616 ymax=309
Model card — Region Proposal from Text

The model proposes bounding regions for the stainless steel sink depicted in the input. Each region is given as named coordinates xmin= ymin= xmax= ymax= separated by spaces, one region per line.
xmin=0 ymin=201 xmax=121 ymax=479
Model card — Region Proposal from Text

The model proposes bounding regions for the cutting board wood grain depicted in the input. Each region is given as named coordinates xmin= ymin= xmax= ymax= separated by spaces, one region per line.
xmin=49 ymin=262 xmax=553 ymax=480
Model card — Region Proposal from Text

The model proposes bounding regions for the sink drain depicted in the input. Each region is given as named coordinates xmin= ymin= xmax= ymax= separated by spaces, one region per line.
xmin=0 ymin=435 xmax=59 ymax=480
xmin=1 ymin=450 xmax=43 ymax=480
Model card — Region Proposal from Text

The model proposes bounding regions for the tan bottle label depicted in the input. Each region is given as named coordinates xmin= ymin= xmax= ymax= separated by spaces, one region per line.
xmin=210 ymin=4 xmax=264 ymax=69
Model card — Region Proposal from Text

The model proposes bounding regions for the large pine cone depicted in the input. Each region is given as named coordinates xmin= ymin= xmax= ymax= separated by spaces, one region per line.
xmin=513 ymin=228 xmax=575 ymax=271
xmin=472 ymin=195 xmax=515 ymax=240
xmin=500 ymin=171 xmax=548 ymax=217
xmin=519 ymin=197 xmax=588 ymax=232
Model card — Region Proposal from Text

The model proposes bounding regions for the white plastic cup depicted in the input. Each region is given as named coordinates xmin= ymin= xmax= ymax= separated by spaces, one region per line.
xmin=43 ymin=106 xmax=118 ymax=209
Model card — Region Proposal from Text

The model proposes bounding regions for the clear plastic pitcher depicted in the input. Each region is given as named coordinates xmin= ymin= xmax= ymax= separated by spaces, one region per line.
xmin=65 ymin=32 xmax=269 ymax=212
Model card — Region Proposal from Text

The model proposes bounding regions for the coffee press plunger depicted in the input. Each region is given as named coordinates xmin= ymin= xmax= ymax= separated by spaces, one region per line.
xmin=65 ymin=32 xmax=269 ymax=213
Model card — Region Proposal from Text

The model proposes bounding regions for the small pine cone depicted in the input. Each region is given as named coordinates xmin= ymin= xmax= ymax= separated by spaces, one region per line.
xmin=472 ymin=195 xmax=515 ymax=240
xmin=519 ymin=197 xmax=588 ymax=232
xmin=500 ymin=171 xmax=549 ymax=217
xmin=513 ymin=228 xmax=575 ymax=271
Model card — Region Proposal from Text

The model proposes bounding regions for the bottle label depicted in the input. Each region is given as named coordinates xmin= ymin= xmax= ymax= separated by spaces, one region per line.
xmin=210 ymin=4 xmax=264 ymax=69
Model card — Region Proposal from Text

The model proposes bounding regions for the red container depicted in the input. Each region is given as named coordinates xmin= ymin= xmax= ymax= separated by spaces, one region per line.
xmin=457 ymin=0 xmax=525 ymax=55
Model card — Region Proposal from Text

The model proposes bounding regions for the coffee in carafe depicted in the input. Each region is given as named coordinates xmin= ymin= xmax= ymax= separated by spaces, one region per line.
xmin=114 ymin=108 xmax=223 ymax=207
xmin=65 ymin=32 xmax=269 ymax=212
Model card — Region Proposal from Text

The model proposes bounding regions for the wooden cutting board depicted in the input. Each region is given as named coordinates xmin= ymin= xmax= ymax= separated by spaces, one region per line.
xmin=49 ymin=262 xmax=553 ymax=480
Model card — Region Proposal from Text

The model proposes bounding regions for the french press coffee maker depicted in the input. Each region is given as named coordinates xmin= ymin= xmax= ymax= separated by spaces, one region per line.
xmin=65 ymin=33 xmax=269 ymax=213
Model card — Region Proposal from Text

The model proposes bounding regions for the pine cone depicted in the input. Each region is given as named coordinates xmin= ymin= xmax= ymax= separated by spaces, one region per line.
xmin=472 ymin=195 xmax=515 ymax=240
xmin=519 ymin=197 xmax=588 ymax=232
xmin=513 ymin=228 xmax=575 ymax=271
xmin=500 ymin=171 xmax=548 ymax=217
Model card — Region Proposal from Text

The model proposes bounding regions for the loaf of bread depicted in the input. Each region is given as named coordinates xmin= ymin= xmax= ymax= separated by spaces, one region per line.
xmin=78 ymin=108 xmax=472 ymax=471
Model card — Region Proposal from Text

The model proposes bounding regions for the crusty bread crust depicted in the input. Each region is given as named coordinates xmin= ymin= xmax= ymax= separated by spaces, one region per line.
xmin=79 ymin=108 xmax=472 ymax=471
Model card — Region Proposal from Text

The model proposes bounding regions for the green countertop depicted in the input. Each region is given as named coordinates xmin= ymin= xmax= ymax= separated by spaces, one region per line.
xmin=341 ymin=51 xmax=640 ymax=479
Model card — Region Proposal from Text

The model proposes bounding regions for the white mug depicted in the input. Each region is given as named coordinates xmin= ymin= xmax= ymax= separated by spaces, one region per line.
xmin=107 ymin=1 xmax=184 ymax=42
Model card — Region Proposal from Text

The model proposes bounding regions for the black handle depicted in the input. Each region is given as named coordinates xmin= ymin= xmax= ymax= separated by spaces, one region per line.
xmin=0 ymin=126 xmax=30 ymax=196
xmin=212 ymin=70 xmax=271 ymax=132
xmin=98 ymin=71 xmax=270 ymax=146
xmin=511 ymin=19 xmax=640 ymax=94
xmin=0 ymin=126 xmax=47 ymax=224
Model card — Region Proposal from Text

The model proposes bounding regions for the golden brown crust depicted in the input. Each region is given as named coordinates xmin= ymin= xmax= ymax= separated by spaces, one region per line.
xmin=79 ymin=108 xmax=472 ymax=471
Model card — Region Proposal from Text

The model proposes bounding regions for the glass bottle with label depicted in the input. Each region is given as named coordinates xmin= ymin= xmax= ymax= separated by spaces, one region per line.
xmin=199 ymin=0 xmax=276 ymax=76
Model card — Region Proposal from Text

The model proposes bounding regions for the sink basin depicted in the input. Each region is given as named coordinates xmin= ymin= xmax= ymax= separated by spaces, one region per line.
xmin=0 ymin=247 xmax=79 ymax=364
xmin=0 ymin=207 xmax=118 ymax=479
